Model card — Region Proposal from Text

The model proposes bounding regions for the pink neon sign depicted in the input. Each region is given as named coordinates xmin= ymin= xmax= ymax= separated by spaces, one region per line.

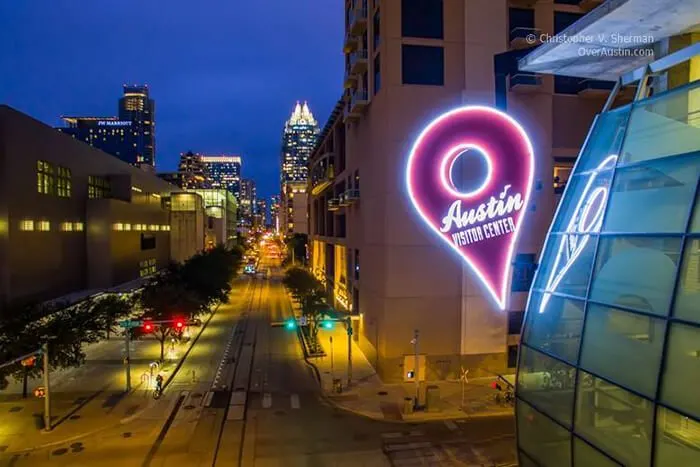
xmin=406 ymin=106 xmax=535 ymax=310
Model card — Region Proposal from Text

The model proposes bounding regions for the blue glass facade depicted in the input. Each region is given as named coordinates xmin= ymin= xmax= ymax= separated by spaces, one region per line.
xmin=517 ymin=80 xmax=700 ymax=466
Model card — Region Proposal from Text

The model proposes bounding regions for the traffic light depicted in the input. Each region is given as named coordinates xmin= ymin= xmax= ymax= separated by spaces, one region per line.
xmin=322 ymin=320 xmax=334 ymax=330
xmin=174 ymin=319 xmax=185 ymax=331
xmin=143 ymin=321 xmax=153 ymax=332
xmin=285 ymin=318 xmax=296 ymax=330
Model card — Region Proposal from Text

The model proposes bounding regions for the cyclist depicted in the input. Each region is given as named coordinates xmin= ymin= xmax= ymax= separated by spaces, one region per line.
xmin=154 ymin=374 xmax=164 ymax=396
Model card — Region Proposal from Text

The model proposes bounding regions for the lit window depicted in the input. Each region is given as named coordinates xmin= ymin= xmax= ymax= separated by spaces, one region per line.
xmin=161 ymin=225 xmax=170 ymax=231
xmin=37 ymin=220 xmax=50 ymax=231
xmin=123 ymin=223 xmax=132 ymax=231
xmin=60 ymin=222 xmax=73 ymax=232
xmin=88 ymin=176 xmax=110 ymax=199
xmin=20 ymin=220 xmax=34 ymax=231
xmin=56 ymin=166 xmax=72 ymax=198
xmin=113 ymin=223 xmax=124 ymax=231
xmin=74 ymin=222 xmax=84 ymax=231
xmin=37 ymin=160 xmax=55 ymax=195
xmin=134 ymin=224 xmax=142 ymax=231
xmin=149 ymin=224 xmax=159 ymax=231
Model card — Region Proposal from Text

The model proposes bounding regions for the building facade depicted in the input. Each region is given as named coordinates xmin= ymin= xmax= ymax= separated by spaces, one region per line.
xmin=177 ymin=151 xmax=209 ymax=189
xmin=0 ymin=105 xmax=178 ymax=306
xmin=200 ymin=155 xmax=242 ymax=201
xmin=308 ymin=0 xmax=623 ymax=382
xmin=281 ymin=102 xmax=319 ymax=236
xmin=269 ymin=195 xmax=281 ymax=233
xmin=184 ymin=189 xmax=237 ymax=248
xmin=254 ymin=198 xmax=267 ymax=228
xmin=239 ymin=178 xmax=256 ymax=228
xmin=58 ymin=85 xmax=156 ymax=170
xmin=515 ymin=1 xmax=700 ymax=466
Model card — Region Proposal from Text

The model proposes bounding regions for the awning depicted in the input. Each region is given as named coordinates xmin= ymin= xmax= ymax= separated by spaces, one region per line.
xmin=519 ymin=0 xmax=700 ymax=81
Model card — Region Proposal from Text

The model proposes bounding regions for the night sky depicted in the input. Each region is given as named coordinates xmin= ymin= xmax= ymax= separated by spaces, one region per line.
xmin=0 ymin=1 xmax=344 ymax=199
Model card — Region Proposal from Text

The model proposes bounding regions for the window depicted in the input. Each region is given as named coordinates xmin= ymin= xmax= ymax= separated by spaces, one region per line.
xmin=507 ymin=344 xmax=519 ymax=368
xmin=553 ymin=158 xmax=574 ymax=193
xmin=554 ymin=75 xmax=581 ymax=95
xmin=355 ymin=170 xmax=360 ymax=191
xmin=574 ymin=371 xmax=653 ymax=466
xmin=37 ymin=220 xmax=50 ymax=231
xmin=373 ymin=54 xmax=381 ymax=95
xmin=74 ymin=222 xmax=84 ymax=231
xmin=60 ymin=222 xmax=73 ymax=232
xmin=123 ymin=223 xmax=132 ymax=231
xmin=113 ymin=223 xmax=124 ymax=231
xmin=401 ymin=0 xmax=443 ymax=39
xmin=57 ymin=166 xmax=71 ymax=198
xmin=523 ymin=293 xmax=585 ymax=364
xmin=37 ymin=160 xmax=54 ymax=195
xmin=149 ymin=224 xmax=159 ymax=231
xmin=354 ymin=249 xmax=360 ymax=280
xmin=512 ymin=253 xmax=536 ymax=292
xmin=660 ymin=323 xmax=700 ymax=419
xmin=533 ymin=234 xmax=597 ymax=298
xmin=139 ymin=258 xmax=157 ymax=277
xmin=580 ymin=304 xmax=665 ymax=397
xmin=573 ymin=437 xmax=620 ymax=467
xmin=590 ymin=237 xmax=681 ymax=315
xmin=654 ymin=406 xmax=700 ymax=465
xmin=88 ymin=175 xmax=110 ymax=199
xmin=518 ymin=345 xmax=576 ymax=427
xmin=402 ymin=45 xmax=444 ymax=86
xmin=602 ymin=156 xmax=700 ymax=233
xmin=517 ymin=399 xmax=571 ymax=467
xmin=673 ymin=238 xmax=700 ymax=322
xmin=373 ymin=8 xmax=380 ymax=50
xmin=141 ymin=233 xmax=156 ymax=250
xmin=508 ymin=311 xmax=525 ymax=335
xmin=509 ymin=7 xmax=535 ymax=32
xmin=19 ymin=220 xmax=34 ymax=231
xmin=554 ymin=11 xmax=583 ymax=34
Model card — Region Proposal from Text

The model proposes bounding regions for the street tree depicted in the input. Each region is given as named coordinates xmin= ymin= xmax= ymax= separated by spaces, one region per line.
xmin=90 ymin=294 xmax=132 ymax=340
xmin=283 ymin=267 xmax=327 ymax=351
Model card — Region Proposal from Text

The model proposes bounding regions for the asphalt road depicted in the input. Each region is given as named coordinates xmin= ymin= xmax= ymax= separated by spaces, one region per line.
xmin=1 ymin=248 xmax=516 ymax=467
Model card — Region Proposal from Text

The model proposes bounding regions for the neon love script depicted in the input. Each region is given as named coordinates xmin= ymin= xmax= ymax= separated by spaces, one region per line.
xmin=406 ymin=106 xmax=535 ymax=310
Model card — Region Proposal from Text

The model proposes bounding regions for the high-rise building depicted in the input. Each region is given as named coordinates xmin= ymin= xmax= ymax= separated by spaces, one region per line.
xmin=58 ymin=85 xmax=156 ymax=170
xmin=254 ymin=198 xmax=267 ymax=228
xmin=515 ymin=4 xmax=700 ymax=467
xmin=240 ymin=179 xmax=256 ymax=227
xmin=307 ymin=0 xmax=625 ymax=382
xmin=281 ymin=102 xmax=319 ymax=235
xmin=177 ymin=151 xmax=208 ymax=189
xmin=200 ymin=155 xmax=242 ymax=201
xmin=269 ymin=195 xmax=280 ymax=232
xmin=119 ymin=85 xmax=156 ymax=169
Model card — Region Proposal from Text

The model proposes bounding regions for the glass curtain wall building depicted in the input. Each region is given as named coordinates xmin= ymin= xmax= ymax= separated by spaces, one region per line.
xmin=516 ymin=78 xmax=700 ymax=465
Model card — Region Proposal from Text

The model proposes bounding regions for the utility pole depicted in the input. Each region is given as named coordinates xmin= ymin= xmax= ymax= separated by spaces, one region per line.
xmin=124 ymin=326 xmax=131 ymax=392
xmin=42 ymin=342 xmax=51 ymax=432
xmin=346 ymin=317 xmax=353 ymax=387
xmin=413 ymin=329 xmax=420 ymax=409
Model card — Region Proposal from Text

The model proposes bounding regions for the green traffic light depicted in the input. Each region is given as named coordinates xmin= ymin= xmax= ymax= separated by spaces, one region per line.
xmin=322 ymin=321 xmax=333 ymax=330
xmin=286 ymin=319 xmax=296 ymax=330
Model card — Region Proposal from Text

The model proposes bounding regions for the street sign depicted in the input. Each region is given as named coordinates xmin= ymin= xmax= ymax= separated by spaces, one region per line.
xmin=118 ymin=320 xmax=143 ymax=328
xmin=299 ymin=316 xmax=308 ymax=326
xmin=34 ymin=386 xmax=46 ymax=398
xmin=347 ymin=327 xmax=353 ymax=336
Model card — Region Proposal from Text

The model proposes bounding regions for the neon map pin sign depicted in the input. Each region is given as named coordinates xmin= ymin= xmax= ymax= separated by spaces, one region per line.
xmin=406 ymin=106 xmax=535 ymax=310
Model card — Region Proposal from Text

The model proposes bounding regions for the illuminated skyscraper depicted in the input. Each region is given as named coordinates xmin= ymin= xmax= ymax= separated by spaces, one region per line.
xmin=200 ymin=155 xmax=242 ymax=201
xmin=270 ymin=195 xmax=281 ymax=233
xmin=280 ymin=101 xmax=319 ymax=235
xmin=240 ymin=179 xmax=256 ymax=227
xmin=177 ymin=151 xmax=208 ymax=189
xmin=119 ymin=85 xmax=155 ymax=169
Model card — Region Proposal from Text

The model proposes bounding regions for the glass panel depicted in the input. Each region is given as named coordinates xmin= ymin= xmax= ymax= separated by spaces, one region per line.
xmin=551 ymin=165 xmax=616 ymax=234
xmin=574 ymin=371 xmax=653 ymax=466
xmin=523 ymin=293 xmax=585 ymax=364
xmin=673 ymin=238 xmax=700 ymax=323
xmin=534 ymin=233 xmax=597 ymax=298
xmin=517 ymin=400 xmax=571 ymax=467
xmin=660 ymin=323 xmax=700 ymax=420
xmin=602 ymin=155 xmax=700 ymax=233
xmin=518 ymin=345 xmax=576 ymax=427
xmin=577 ymin=107 xmax=630 ymax=172
xmin=590 ymin=237 xmax=682 ymax=315
xmin=518 ymin=451 xmax=540 ymax=467
xmin=573 ymin=436 xmax=621 ymax=466
xmin=690 ymin=193 xmax=700 ymax=232
xmin=620 ymin=81 xmax=700 ymax=164
xmin=654 ymin=406 xmax=700 ymax=466
xmin=579 ymin=304 xmax=665 ymax=397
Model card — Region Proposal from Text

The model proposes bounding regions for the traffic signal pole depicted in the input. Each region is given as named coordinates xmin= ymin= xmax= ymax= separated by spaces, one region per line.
xmin=346 ymin=317 xmax=352 ymax=387
xmin=124 ymin=327 xmax=131 ymax=392
xmin=42 ymin=342 xmax=51 ymax=431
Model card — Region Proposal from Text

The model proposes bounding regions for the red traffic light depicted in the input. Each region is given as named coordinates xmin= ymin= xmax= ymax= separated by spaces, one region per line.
xmin=143 ymin=321 xmax=153 ymax=332
xmin=175 ymin=320 xmax=184 ymax=329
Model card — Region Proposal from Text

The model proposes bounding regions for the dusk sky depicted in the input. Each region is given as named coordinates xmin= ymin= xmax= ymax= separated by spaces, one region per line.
xmin=0 ymin=1 xmax=344 ymax=199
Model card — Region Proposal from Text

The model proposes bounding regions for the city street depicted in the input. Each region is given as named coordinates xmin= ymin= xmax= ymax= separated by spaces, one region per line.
xmin=0 ymin=249 xmax=515 ymax=467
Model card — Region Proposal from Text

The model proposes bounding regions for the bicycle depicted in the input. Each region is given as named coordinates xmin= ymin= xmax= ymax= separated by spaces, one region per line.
xmin=153 ymin=385 xmax=163 ymax=399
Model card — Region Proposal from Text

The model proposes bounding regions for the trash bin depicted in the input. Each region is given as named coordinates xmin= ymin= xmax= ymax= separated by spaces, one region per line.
xmin=425 ymin=385 xmax=441 ymax=412
xmin=403 ymin=397 xmax=415 ymax=414
xmin=332 ymin=378 xmax=343 ymax=394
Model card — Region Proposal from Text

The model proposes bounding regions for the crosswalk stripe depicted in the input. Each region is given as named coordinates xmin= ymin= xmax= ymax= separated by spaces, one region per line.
xmin=290 ymin=394 xmax=300 ymax=409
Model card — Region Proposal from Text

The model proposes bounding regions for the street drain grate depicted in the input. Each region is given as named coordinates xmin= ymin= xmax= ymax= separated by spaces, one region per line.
xmin=52 ymin=448 xmax=68 ymax=456
xmin=122 ymin=432 xmax=132 ymax=438
xmin=9 ymin=406 xmax=22 ymax=413
xmin=69 ymin=415 xmax=81 ymax=420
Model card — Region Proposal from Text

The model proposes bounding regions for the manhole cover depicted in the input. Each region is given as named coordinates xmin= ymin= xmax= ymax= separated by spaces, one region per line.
xmin=52 ymin=448 xmax=68 ymax=456
xmin=377 ymin=391 xmax=388 ymax=396
xmin=69 ymin=415 xmax=81 ymax=420
xmin=122 ymin=432 xmax=132 ymax=438
xmin=9 ymin=406 xmax=22 ymax=413
xmin=184 ymin=405 xmax=195 ymax=410
xmin=274 ymin=410 xmax=286 ymax=416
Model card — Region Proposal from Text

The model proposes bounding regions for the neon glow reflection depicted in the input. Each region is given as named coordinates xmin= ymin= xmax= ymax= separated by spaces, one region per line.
xmin=539 ymin=154 xmax=618 ymax=313
xmin=406 ymin=106 xmax=535 ymax=310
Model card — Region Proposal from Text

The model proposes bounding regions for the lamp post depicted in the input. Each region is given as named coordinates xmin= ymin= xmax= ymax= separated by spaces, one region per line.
xmin=412 ymin=329 xmax=420 ymax=409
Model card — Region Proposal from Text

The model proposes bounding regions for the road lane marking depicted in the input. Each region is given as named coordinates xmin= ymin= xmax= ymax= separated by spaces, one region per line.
xmin=444 ymin=420 xmax=458 ymax=431
xmin=262 ymin=393 xmax=272 ymax=408
xmin=290 ymin=394 xmax=300 ymax=409
xmin=408 ymin=430 xmax=423 ymax=436
xmin=381 ymin=432 xmax=403 ymax=439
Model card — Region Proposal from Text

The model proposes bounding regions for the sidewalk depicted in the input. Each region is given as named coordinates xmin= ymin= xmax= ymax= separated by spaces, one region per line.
xmin=289 ymin=301 xmax=514 ymax=423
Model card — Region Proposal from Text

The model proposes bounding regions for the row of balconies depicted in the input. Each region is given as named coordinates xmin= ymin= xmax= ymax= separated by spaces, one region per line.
xmin=328 ymin=189 xmax=360 ymax=211
xmin=311 ymin=157 xmax=335 ymax=195
xmin=343 ymin=88 xmax=368 ymax=121
xmin=510 ymin=0 xmax=602 ymax=10
xmin=343 ymin=2 xmax=367 ymax=53
xmin=508 ymin=72 xmax=616 ymax=98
